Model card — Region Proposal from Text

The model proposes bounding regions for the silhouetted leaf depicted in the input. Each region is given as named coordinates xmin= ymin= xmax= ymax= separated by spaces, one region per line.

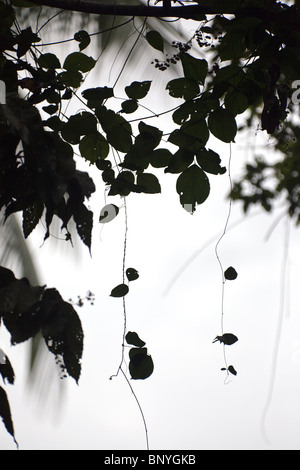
xmin=108 ymin=170 xmax=135 ymax=196
xmin=228 ymin=365 xmax=237 ymax=376
xmin=0 ymin=350 xmax=15 ymax=385
xmin=126 ymin=268 xmax=139 ymax=281
xmin=146 ymin=30 xmax=164 ymax=52
xmin=72 ymin=204 xmax=93 ymax=252
xmin=63 ymin=52 xmax=96 ymax=73
xmin=138 ymin=122 xmax=162 ymax=149
xmin=99 ymin=204 xmax=119 ymax=223
xmin=208 ymin=107 xmax=237 ymax=143
xmin=74 ymin=30 xmax=90 ymax=51
xmin=57 ymin=70 xmax=83 ymax=88
xmin=0 ymin=275 xmax=45 ymax=345
xmin=166 ymin=78 xmax=199 ymax=101
xmin=137 ymin=172 xmax=161 ymax=194
xmin=96 ymin=159 xmax=112 ymax=171
xmin=129 ymin=348 xmax=154 ymax=380
xmin=41 ymin=288 xmax=84 ymax=383
xmin=110 ymin=284 xmax=129 ymax=298
xmin=169 ymin=119 xmax=209 ymax=150
xmin=82 ymin=87 xmax=114 ymax=108
xmin=107 ymin=122 xmax=132 ymax=153
xmin=196 ymin=148 xmax=226 ymax=175
xmin=0 ymin=386 xmax=18 ymax=448
xmin=180 ymin=52 xmax=208 ymax=84
xmin=61 ymin=112 xmax=98 ymax=144
xmin=16 ymin=27 xmax=40 ymax=58
xmin=125 ymin=331 xmax=145 ymax=348
xmin=79 ymin=133 xmax=109 ymax=163
xmin=219 ymin=32 xmax=246 ymax=62
xmin=176 ymin=164 xmax=210 ymax=213
xmin=121 ymin=99 xmax=138 ymax=114
xmin=38 ymin=53 xmax=61 ymax=70
xmin=22 ymin=200 xmax=44 ymax=239
xmin=125 ymin=81 xmax=151 ymax=100
xmin=150 ymin=149 xmax=172 ymax=168
xmin=165 ymin=149 xmax=194 ymax=174
xmin=225 ymin=90 xmax=248 ymax=116
xmin=224 ymin=266 xmax=238 ymax=280
xmin=213 ymin=333 xmax=238 ymax=345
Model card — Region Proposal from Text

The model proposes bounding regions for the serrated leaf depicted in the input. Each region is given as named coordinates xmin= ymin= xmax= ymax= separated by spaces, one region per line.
xmin=22 ymin=200 xmax=44 ymax=238
xmin=0 ymin=386 xmax=18 ymax=448
xmin=125 ymin=331 xmax=145 ymax=348
xmin=110 ymin=284 xmax=129 ymax=298
xmin=176 ymin=164 xmax=210 ymax=213
xmin=146 ymin=30 xmax=164 ymax=52
xmin=125 ymin=81 xmax=151 ymax=100
xmin=72 ymin=204 xmax=93 ymax=252
xmin=41 ymin=289 xmax=84 ymax=383
xmin=99 ymin=204 xmax=119 ymax=223
xmin=208 ymin=107 xmax=237 ymax=143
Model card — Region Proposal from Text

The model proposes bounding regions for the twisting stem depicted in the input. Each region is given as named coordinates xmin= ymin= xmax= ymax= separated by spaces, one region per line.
xmin=214 ymin=143 xmax=233 ymax=380
xmin=109 ymin=198 xmax=128 ymax=380
xmin=120 ymin=368 xmax=150 ymax=451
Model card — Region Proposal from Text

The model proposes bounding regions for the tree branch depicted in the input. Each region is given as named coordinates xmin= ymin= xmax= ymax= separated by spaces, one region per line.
xmin=25 ymin=0 xmax=234 ymax=19
xmin=22 ymin=0 xmax=300 ymax=33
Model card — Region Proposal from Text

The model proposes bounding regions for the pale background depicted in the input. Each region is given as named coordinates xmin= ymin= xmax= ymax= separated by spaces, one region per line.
xmin=1 ymin=8 xmax=300 ymax=450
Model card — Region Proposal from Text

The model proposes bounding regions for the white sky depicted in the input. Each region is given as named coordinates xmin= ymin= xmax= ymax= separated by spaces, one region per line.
xmin=1 ymin=9 xmax=300 ymax=450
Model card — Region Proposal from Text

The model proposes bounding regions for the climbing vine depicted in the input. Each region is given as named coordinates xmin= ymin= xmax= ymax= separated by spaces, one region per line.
xmin=1 ymin=0 xmax=300 ymax=448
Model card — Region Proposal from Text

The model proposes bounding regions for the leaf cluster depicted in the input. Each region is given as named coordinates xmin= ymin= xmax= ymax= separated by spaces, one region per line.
xmin=0 ymin=266 xmax=84 ymax=445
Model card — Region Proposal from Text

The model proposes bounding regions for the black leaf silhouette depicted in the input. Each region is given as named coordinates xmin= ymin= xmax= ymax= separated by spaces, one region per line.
xmin=228 ymin=365 xmax=237 ymax=376
xmin=0 ymin=386 xmax=18 ymax=448
xmin=126 ymin=268 xmax=139 ymax=281
xmin=224 ymin=266 xmax=238 ymax=280
xmin=213 ymin=333 xmax=238 ymax=345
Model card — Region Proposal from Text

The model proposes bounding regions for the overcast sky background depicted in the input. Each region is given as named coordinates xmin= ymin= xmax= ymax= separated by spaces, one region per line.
xmin=1 ymin=7 xmax=300 ymax=450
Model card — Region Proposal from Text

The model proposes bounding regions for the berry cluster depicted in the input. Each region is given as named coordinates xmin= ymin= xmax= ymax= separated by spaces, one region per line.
xmin=69 ymin=290 xmax=95 ymax=307
xmin=151 ymin=40 xmax=192 ymax=71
